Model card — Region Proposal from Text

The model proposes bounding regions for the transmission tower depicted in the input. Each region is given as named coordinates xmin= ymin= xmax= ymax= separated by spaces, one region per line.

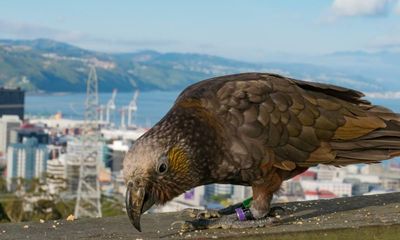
xmin=74 ymin=66 xmax=102 ymax=218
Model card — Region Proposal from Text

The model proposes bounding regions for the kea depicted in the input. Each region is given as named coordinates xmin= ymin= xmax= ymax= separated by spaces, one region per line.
xmin=123 ymin=73 xmax=400 ymax=231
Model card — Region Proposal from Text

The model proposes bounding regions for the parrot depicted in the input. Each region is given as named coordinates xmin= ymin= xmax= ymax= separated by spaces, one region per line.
xmin=123 ymin=72 xmax=400 ymax=232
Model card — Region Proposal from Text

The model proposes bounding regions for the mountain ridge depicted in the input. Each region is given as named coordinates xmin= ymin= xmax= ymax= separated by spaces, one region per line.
xmin=0 ymin=38 xmax=397 ymax=93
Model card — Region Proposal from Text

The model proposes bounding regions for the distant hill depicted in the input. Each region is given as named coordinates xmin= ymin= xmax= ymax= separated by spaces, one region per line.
xmin=0 ymin=38 xmax=397 ymax=93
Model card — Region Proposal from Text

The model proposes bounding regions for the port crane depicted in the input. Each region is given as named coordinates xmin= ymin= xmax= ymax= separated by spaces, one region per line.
xmin=127 ymin=90 xmax=139 ymax=127
xmin=120 ymin=90 xmax=139 ymax=128
xmin=105 ymin=89 xmax=117 ymax=125
xmin=98 ymin=89 xmax=117 ymax=125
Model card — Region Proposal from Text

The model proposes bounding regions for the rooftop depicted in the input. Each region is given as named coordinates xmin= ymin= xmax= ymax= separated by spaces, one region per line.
xmin=0 ymin=192 xmax=399 ymax=239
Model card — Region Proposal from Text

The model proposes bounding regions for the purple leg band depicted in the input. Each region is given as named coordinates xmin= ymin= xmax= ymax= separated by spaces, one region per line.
xmin=235 ymin=208 xmax=246 ymax=221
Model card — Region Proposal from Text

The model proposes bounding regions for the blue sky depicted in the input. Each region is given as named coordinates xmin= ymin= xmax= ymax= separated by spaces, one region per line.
xmin=0 ymin=0 xmax=400 ymax=61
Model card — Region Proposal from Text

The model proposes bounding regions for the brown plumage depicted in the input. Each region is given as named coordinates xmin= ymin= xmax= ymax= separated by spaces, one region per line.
xmin=123 ymin=72 xmax=400 ymax=231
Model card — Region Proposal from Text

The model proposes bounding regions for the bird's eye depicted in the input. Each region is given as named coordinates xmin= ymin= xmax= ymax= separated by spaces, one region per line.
xmin=157 ymin=162 xmax=168 ymax=174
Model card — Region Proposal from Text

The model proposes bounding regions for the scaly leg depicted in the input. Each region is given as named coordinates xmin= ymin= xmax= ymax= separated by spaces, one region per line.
xmin=173 ymin=174 xmax=284 ymax=231
xmin=182 ymin=201 xmax=244 ymax=219
xmin=172 ymin=213 xmax=278 ymax=231
xmin=183 ymin=197 xmax=284 ymax=219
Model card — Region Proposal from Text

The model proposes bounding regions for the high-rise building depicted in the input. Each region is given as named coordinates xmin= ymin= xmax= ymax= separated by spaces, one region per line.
xmin=0 ymin=115 xmax=22 ymax=155
xmin=206 ymin=184 xmax=233 ymax=197
xmin=0 ymin=88 xmax=24 ymax=120
xmin=12 ymin=123 xmax=49 ymax=145
xmin=107 ymin=140 xmax=130 ymax=172
xmin=6 ymin=137 xmax=48 ymax=190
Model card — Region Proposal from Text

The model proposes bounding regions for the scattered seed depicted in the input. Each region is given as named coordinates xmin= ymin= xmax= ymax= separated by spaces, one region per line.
xmin=66 ymin=214 xmax=75 ymax=221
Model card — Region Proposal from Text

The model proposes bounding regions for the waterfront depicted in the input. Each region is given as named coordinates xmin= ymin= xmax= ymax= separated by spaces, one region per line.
xmin=25 ymin=91 xmax=181 ymax=127
xmin=26 ymin=91 xmax=400 ymax=128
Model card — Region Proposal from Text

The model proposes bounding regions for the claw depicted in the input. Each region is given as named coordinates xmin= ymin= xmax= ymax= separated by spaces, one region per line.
xmin=267 ymin=206 xmax=285 ymax=217
xmin=181 ymin=208 xmax=221 ymax=219
xmin=181 ymin=208 xmax=198 ymax=218
xmin=196 ymin=209 xmax=221 ymax=219
xmin=171 ymin=219 xmax=211 ymax=231
xmin=171 ymin=220 xmax=195 ymax=231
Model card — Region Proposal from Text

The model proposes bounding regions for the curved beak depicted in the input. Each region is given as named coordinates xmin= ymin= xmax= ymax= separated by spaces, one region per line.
xmin=125 ymin=181 xmax=155 ymax=232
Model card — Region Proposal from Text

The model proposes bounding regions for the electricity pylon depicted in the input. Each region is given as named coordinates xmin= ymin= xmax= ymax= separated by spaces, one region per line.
xmin=74 ymin=66 xmax=102 ymax=218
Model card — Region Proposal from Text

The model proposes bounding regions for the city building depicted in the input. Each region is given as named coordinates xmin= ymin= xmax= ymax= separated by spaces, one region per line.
xmin=151 ymin=186 xmax=206 ymax=213
xmin=12 ymin=123 xmax=49 ymax=145
xmin=0 ymin=88 xmax=24 ymax=120
xmin=6 ymin=137 xmax=48 ymax=190
xmin=0 ymin=115 xmax=22 ymax=155
xmin=300 ymin=180 xmax=352 ymax=200
xmin=46 ymin=154 xmax=67 ymax=195
xmin=230 ymin=185 xmax=252 ymax=203
xmin=204 ymin=184 xmax=233 ymax=200
xmin=107 ymin=140 xmax=130 ymax=172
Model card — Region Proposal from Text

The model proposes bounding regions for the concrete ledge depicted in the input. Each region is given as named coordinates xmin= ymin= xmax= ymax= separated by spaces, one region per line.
xmin=0 ymin=192 xmax=399 ymax=239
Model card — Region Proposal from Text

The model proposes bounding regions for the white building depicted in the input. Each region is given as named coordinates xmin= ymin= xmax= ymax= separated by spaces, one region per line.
xmin=6 ymin=137 xmax=48 ymax=190
xmin=0 ymin=115 xmax=21 ymax=156
xmin=310 ymin=165 xmax=348 ymax=182
xmin=107 ymin=140 xmax=130 ymax=172
xmin=300 ymin=180 xmax=352 ymax=200
xmin=101 ymin=128 xmax=146 ymax=141
xmin=29 ymin=118 xmax=84 ymax=129
xmin=46 ymin=154 xmax=66 ymax=194
xmin=150 ymin=186 xmax=206 ymax=213
xmin=231 ymin=185 xmax=252 ymax=203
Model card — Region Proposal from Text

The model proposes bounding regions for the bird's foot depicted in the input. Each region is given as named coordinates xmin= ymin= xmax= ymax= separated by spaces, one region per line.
xmin=182 ymin=201 xmax=243 ymax=219
xmin=182 ymin=208 xmax=221 ymax=219
xmin=267 ymin=206 xmax=285 ymax=217
xmin=171 ymin=213 xmax=279 ymax=231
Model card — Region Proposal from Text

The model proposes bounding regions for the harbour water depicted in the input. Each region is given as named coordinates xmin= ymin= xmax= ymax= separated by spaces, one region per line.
xmin=25 ymin=91 xmax=181 ymax=127
xmin=25 ymin=91 xmax=399 ymax=128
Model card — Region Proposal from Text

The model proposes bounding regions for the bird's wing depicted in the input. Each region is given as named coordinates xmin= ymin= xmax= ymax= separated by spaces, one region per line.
xmin=209 ymin=73 xmax=400 ymax=171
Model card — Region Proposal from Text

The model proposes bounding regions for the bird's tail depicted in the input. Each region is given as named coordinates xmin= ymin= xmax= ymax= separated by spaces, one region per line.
xmin=330 ymin=105 xmax=400 ymax=166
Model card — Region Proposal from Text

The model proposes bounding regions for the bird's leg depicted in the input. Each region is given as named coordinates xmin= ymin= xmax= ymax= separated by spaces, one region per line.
xmin=182 ymin=199 xmax=249 ymax=219
xmin=173 ymin=175 xmax=284 ymax=231
xmin=172 ymin=193 xmax=277 ymax=231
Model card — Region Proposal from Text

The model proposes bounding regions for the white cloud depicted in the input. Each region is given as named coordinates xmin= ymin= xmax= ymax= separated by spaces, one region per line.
xmin=331 ymin=0 xmax=396 ymax=17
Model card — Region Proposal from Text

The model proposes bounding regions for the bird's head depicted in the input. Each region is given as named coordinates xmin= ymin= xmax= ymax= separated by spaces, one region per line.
xmin=123 ymin=121 xmax=205 ymax=232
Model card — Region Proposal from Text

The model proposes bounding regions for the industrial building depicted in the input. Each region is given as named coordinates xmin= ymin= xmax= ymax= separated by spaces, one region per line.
xmin=0 ymin=88 xmax=24 ymax=120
